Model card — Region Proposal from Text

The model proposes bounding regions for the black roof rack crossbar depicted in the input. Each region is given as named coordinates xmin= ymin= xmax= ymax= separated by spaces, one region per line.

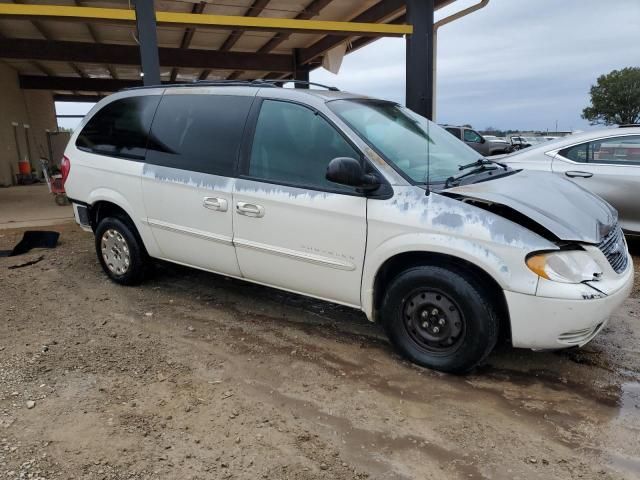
xmin=124 ymin=79 xmax=339 ymax=92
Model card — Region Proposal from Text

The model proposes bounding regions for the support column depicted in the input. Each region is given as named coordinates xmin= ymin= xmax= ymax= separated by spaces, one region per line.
xmin=134 ymin=0 xmax=161 ymax=86
xmin=293 ymin=49 xmax=310 ymax=88
xmin=405 ymin=0 xmax=434 ymax=119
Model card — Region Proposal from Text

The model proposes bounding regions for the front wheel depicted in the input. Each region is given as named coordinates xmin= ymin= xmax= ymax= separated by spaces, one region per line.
xmin=95 ymin=216 xmax=148 ymax=285
xmin=380 ymin=266 xmax=499 ymax=374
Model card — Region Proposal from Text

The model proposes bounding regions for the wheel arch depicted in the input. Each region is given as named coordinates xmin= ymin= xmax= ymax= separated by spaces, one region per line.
xmin=90 ymin=200 xmax=131 ymax=231
xmin=86 ymin=190 xmax=160 ymax=258
xmin=370 ymin=251 xmax=511 ymax=344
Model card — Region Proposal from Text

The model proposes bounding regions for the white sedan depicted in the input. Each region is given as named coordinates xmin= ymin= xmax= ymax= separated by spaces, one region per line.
xmin=501 ymin=127 xmax=640 ymax=235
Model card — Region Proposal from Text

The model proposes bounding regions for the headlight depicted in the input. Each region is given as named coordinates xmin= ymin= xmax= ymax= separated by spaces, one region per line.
xmin=526 ymin=250 xmax=603 ymax=283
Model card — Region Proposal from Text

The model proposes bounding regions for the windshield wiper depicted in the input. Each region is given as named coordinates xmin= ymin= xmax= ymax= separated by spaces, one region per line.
xmin=445 ymin=159 xmax=510 ymax=188
xmin=458 ymin=158 xmax=508 ymax=171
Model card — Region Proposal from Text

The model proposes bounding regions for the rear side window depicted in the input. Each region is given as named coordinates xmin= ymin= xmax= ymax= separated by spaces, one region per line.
xmin=76 ymin=96 xmax=160 ymax=159
xmin=559 ymin=135 xmax=640 ymax=165
xmin=145 ymin=94 xmax=253 ymax=176
xmin=445 ymin=127 xmax=461 ymax=138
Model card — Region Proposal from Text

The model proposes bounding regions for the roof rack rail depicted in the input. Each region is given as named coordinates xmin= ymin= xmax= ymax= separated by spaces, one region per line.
xmin=125 ymin=79 xmax=278 ymax=91
xmin=125 ymin=79 xmax=340 ymax=92
xmin=253 ymin=79 xmax=340 ymax=91
xmin=618 ymin=124 xmax=640 ymax=128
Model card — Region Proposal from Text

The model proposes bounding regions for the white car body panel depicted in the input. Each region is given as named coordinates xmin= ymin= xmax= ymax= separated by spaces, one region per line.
xmin=141 ymin=164 xmax=241 ymax=277
xmin=64 ymin=151 xmax=161 ymax=258
xmin=233 ymin=179 xmax=366 ymax=308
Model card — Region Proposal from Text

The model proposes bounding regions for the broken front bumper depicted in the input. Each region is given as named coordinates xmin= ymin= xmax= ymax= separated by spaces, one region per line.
xmin=505 ymin=259 xmax=634 ymax=350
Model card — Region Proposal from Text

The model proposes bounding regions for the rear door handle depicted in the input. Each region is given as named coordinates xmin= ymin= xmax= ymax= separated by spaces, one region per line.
xmin=565 ymin=171 xmax=593 ymax=178
xmin=236 ymin=202 xmax=265 ymax=218
xmin=203 ymin=197 xmax=228 ymax=212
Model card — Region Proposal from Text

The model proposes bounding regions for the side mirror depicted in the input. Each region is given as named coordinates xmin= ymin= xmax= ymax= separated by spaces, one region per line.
xmin=480 ymin=137 xmax=486 ymax=144
xmin=326 ymin=157 xmax=380 ymax=191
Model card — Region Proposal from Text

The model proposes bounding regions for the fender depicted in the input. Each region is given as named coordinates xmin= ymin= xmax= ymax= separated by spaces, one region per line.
xmin=360 ymin=232 xmax=545 ymax=320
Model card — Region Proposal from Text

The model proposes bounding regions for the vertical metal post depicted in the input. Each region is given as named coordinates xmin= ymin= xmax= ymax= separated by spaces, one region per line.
xmin=405 ymin=0 xmax=434 ymax=119
xmin=134 ymin=0 xmax=161 ymax=86
xmin=23 ymin=124 xmax=33 ymax=170
xmin=293 ymin=49 xmax=310 ymax=88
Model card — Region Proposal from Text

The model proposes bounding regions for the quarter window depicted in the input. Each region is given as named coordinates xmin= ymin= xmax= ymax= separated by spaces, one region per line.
xmin=559 ymin=135 xmax=640 ymax=165
xmin=248 ymin=100 xmax=360 ymax=191
xmin=76 ymin=95 xmax=160 ymax=159
xmin=146 ymin=94 xmax=253 ymax=176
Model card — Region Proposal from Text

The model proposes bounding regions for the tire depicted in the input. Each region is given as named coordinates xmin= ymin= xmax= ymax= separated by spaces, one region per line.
xmin=94 ymin=215 xmax=148 ymax=285
xmin=380 ymin=266 xmax=499 ymax=374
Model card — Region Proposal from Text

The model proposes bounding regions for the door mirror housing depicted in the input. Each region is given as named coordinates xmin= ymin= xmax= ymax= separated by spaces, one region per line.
xmin=326 ymin=157 xmax=380 ymax=191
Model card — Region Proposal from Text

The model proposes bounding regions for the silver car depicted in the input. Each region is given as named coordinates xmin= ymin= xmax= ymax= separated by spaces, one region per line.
xmin=502 ymin=127 xmax=640 ymax=235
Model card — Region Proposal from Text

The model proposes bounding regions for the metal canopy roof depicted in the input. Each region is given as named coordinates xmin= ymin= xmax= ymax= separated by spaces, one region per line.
xmin=0 ymin=0 xmax=452 ymax=99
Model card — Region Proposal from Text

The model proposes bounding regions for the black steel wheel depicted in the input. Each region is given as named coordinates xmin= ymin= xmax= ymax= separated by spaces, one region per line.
xmin=402 ymin=289 xmax=465 ymax=356
xmin=381 ymin=265 xmax=499 ymax=374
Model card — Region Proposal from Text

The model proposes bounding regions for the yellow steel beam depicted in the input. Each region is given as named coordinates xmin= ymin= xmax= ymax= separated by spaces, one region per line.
xmin=0 ymin=3 xmax=413 ymax=36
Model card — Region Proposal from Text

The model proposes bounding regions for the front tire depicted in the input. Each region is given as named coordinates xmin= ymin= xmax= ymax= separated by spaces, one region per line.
xmin=380 ymin=266 xmax=499 ymax=374
xmin=95 ymin=216 xmax=147 ymax=285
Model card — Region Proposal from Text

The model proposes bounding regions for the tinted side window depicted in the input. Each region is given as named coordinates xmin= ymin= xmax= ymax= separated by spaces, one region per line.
xmin=559 ymin=136 xmax=640 ymax=165
xmin=445 ymin=127 xmax=461 ymax=138
xmin=559 ymin=143 xmax=589 ymax=163
xmin=248 ymin=100 xmax=360 ymax=191
xmin=146 ymin=94 xmax=253 ymax=176
xmin=76 ymin=96 xmax=160 ymax=159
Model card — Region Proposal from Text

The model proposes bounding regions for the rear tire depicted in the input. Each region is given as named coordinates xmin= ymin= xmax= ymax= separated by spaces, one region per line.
xmin=380 ymin=266 xmax=499 ymax=374
xmin=95 ymin=216 xmax=147 ymax=285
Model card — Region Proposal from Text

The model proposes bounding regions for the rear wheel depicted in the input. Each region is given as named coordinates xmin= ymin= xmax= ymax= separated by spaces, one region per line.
xmin=95 ymin=216 xmax=147 ymax=285
xmin=381 ymin=266 xmax=499 ymax=374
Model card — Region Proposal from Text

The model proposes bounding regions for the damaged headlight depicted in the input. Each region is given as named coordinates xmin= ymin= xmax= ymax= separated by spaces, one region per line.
xmin=526 ymin=250 xmax=603 ymax=283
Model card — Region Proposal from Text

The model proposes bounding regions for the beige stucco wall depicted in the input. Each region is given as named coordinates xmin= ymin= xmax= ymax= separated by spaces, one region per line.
xmin=0 ymin=63 xmax=57 ymax=186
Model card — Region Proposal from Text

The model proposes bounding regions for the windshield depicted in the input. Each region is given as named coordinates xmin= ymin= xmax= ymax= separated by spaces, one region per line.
xmin=328 ymin=99 xmax=480 ymax=184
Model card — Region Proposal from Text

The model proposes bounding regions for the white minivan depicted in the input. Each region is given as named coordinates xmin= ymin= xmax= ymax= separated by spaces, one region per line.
xmin=63 ymin=81 xmax=633 ymax=373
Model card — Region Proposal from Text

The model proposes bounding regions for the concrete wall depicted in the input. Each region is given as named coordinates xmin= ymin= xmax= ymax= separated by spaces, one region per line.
xmin=0 ymin=63 xmax=57 ymax=186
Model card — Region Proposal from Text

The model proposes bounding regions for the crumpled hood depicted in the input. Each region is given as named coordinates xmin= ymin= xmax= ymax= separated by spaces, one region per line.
xmin=445 ymin=170 xmax=617 ymax=244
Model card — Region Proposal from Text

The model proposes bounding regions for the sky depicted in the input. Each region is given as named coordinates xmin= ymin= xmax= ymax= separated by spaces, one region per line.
xmin=312 ymin=0 xmax=640 ymax=132
xmin=57 ymin=0 xmax=640 ymax=132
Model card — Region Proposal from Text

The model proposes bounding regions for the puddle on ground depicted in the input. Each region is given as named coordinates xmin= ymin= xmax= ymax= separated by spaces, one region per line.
xmin=617 ymin=381 xmax=640 ymax=416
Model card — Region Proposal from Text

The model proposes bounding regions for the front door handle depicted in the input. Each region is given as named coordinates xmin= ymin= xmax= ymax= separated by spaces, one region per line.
xmin=203 ymin=197 xmax=228 ymax=212
xmin=565 ymin=171 xmax=593 ymax=178
xmin=236 ymin=202 xmax=265 ymax=218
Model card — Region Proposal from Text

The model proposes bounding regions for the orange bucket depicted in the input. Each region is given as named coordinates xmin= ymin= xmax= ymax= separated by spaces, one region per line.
xmin=18 ymin=161 xmax=31 ymax=175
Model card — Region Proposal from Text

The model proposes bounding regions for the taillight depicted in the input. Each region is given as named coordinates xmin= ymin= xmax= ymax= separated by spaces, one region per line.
xmin=60 ymin=156 xmax=71 ymax=185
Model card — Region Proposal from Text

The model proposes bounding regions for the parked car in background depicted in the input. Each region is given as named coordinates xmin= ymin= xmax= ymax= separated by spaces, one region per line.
xmin=62 ymin=82 xmax=633 ymax=374
xmin=483 ymin=135 xmax=512 ymax=151
xmin=502 ymin=127 xmax=640 ymax=235
xmin=509 ymin=135 xmax=547 ymax=150
xmin=442 ymin=125 xmax=512 ymax=156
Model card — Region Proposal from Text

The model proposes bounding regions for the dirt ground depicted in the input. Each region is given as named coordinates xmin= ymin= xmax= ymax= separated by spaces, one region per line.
xmin=1 ymin=224 xmax=639 ymax=480
xmin=0 ymin=184 xmax=73 ymax=230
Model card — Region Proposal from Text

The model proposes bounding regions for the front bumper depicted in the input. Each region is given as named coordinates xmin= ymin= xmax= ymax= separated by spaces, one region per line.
xmin=506 ymin=259 xmax=634 ymax=349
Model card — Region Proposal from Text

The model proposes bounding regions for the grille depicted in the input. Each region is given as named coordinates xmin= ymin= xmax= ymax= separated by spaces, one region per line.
xmin=598 ymin=225 xmax=629 ymax=274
